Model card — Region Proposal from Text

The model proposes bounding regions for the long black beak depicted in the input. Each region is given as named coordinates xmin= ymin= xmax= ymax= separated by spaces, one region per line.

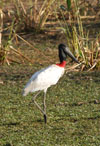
xmin=63 ymin=46 xmax=79 ymax=64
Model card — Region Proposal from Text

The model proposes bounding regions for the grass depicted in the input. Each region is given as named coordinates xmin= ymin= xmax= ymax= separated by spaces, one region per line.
xmin=0 ymin=63 xmax=100 ymax=146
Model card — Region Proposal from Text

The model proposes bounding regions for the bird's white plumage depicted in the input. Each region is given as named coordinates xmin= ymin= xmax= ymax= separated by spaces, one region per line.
xmin=23 ymin=64 xmax=64 ymax=96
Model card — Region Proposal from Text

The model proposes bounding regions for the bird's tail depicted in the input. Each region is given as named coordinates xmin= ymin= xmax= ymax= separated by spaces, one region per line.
xmin=22 ymin=80 xmax=33 ymax=96
xmin=22 ymin=89 xmax=28 ymax=96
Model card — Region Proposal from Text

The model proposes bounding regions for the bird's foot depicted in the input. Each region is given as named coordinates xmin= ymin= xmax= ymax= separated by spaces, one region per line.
xmin=44 ymin=114 xmax=47 ymax=124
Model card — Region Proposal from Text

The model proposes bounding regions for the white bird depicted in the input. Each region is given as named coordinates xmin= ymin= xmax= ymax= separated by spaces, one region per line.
xmin=22 ymin=44 xmax=79 ymax=123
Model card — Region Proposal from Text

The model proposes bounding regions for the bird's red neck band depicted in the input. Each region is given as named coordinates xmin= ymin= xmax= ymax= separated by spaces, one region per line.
xmin=56 ymin=61 xmax=66 ymax=68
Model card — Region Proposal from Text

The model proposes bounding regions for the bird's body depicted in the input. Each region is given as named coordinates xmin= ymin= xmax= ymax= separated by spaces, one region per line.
xmin=23 ymin=64 xmax=65 ymax=96
xmin=23 ymin=44 xmax=79 ymax=123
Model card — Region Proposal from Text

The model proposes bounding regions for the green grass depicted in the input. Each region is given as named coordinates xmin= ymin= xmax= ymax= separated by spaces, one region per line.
xmin=0 ymin=64 xmax=100 ymax=146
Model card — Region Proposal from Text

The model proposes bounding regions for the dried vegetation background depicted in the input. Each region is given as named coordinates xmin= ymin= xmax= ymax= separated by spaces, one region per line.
xmin=0 ymin=0 xmax=100 ymax=71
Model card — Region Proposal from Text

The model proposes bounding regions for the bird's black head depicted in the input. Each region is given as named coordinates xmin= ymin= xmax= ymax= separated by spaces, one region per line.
xmin=58 ymin=43 xmax=79 ymax=63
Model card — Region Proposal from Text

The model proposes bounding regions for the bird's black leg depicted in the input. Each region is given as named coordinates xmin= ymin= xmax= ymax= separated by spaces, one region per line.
xmin=32 ymin=91 xmax=46 ymax=123
xmin=31 ymin=91 xmax=47 ymax=123
xmin=44 ymin=114 xmax=47 ymax=124
xmin=32 ymin=91 xmax=44 ymax=113
xmin=43 ymin=92 xmax=47 ymax=123
xmin=32 ymin=91 xmax=41 ymax=101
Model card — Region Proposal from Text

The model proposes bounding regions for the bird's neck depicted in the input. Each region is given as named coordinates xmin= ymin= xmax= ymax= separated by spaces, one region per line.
xmin=56 ymin=61 xmax=66 ymax=68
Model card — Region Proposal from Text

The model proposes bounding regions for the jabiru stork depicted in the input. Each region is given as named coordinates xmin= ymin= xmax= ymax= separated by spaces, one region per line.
xmin=22 ymin=44 xmax=79 ymax=123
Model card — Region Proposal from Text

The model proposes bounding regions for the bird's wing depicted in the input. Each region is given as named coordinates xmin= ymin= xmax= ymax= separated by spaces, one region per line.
xmin=23 ymin=65 xmax=64 ymax=96
xmin=36 ymin=64 xmax=64 ymax=86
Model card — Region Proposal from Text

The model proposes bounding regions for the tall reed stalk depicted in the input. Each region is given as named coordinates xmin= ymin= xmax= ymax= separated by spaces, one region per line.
xmin=0 ymin=9 xmax=3 ymax=48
